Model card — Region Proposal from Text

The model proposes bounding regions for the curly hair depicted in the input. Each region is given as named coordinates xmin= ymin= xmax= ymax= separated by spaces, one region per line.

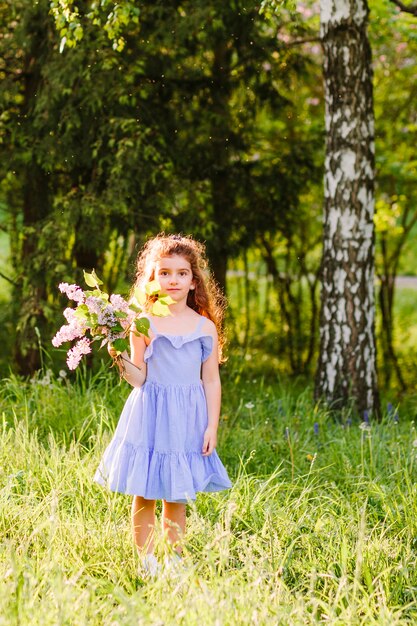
xmin=132 ymin=233 xmax=227 ymax=361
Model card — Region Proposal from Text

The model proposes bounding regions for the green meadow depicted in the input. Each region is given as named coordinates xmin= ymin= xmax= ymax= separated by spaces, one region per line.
xmin=2 ymin=363 xmax=417 ymax=625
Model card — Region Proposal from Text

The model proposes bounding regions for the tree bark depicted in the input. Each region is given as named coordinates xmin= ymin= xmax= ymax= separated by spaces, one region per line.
xmin=315 ymin=0 xmax=380 ymax=416
xmin=12 ymin=4 xmax=52 ymax=374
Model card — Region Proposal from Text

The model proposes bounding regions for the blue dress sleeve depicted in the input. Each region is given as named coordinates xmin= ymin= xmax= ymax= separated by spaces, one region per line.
xmin=201 ymin=335 xmax=214 ymax=362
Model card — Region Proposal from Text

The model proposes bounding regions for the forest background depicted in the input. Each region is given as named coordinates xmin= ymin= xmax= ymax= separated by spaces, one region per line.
xmin=1 ymin=0 xmax=417 ymax=392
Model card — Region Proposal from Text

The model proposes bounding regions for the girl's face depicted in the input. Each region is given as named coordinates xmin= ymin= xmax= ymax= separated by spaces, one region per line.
xmin=154 ymin=255 xmax=195 ymax=302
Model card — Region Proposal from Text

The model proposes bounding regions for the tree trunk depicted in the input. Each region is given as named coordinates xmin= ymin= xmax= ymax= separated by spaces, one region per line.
xmin=12 ymin=4 xmax=52 ymax=374
xmin=315 ymin=0 xmax=380 ymax=416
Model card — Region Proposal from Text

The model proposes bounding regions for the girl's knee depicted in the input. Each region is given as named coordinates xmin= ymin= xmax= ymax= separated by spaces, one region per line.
xmin=133 ymin=496 xmax=156 ymax=509
xmin=162 ymin=500 xmax=186 ymax=515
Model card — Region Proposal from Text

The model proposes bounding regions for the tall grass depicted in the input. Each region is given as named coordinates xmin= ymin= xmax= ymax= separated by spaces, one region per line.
xmin=1 ymin=368 xmax=417 ymax=624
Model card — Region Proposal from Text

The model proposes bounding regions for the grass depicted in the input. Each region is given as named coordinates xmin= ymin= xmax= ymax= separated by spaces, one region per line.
xmin=2 ymin=366 xmax=417 ymax=625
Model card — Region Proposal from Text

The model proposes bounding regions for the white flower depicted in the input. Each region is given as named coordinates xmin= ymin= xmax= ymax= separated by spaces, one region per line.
xmin=245 ymin=402 xmax=255 ymax=409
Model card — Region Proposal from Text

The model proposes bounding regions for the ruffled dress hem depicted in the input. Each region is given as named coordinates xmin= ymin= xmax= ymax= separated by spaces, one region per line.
xmin=94 ymin=437 xmax=232 ymax=503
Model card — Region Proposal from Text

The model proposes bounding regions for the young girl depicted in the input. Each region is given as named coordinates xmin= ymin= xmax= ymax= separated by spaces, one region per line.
xmin=95 ymin=234 xmax=232 ymax=575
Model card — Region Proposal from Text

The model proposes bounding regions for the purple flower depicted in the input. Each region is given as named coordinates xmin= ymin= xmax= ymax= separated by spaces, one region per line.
xmin=363 ymin=410 xmax=370 ymax=424
xmin=52 ymin=320 xmax=85 ymax=347
xmin=59 ymin=282 xmax=84 ymax=303
xmin=110 ymin=294 xmax=129 ymax=312
xmin=85 ymin=296 xmax=103 ymax=315
xmin=314 ymin=422 xmax=319 ymax=436
xmin=97 ymin=306 xmax=117 ymax=327
xmin=66 ymin=337 xmax=91 ymax=370
xmin=387 ymin=402 xmax=393 ymax=415
xmin=63 ymin=307 xmax=77 ymax=323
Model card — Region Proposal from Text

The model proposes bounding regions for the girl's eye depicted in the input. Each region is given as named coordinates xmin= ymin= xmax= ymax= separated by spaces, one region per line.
xmin=159 ymin=271 xmax=168 ymax=276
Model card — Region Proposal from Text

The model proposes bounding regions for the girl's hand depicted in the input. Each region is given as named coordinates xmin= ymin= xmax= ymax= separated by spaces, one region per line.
xmin=202 ymin=427 xmax=217 ymax=456
xmin=108 ymin=344 xmax=118 ymax=359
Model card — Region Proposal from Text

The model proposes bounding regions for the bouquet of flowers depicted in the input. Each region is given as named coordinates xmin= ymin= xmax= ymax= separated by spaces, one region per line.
xmin=52 ymin=270 xmax=174 ymax=370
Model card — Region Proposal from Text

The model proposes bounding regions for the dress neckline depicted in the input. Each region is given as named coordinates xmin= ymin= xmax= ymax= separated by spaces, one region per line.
xmin=148 ymin=314 xmax=205 ymax=338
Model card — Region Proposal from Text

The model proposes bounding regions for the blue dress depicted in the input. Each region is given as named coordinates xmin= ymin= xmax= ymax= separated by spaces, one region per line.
xmin=95 ymin=315 xmax=232 ymax=503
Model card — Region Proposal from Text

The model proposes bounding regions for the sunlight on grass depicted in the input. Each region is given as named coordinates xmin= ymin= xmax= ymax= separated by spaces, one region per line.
xmin=1 ymin=372 xmax=417 ymax=624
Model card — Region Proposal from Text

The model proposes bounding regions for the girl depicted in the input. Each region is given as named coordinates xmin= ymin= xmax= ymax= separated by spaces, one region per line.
xmin=95 ymin=234 xmax=232 ymax=575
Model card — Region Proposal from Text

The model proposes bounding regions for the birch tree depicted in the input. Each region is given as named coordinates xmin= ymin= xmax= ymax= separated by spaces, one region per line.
xmin=315 ymin=0 xmax=380 ymax=415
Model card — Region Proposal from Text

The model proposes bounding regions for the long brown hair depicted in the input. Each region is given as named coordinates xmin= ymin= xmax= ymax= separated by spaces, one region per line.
xmin=132 ymin=233 xmax=227 ymax=361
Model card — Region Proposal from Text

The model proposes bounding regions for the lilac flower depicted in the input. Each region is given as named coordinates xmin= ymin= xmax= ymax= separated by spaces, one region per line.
xmin=313 ymin=422 xmax=319 ymax=436
xmin=63 ymin=307 xmax=77 ymax=323
xmin=97 ymin=306 xmax=117 ymax=327
xmin=363 ymin=410 xmax=370 ymax=424
xmin=58 ymin=283 xmax=84 ymax=303
xmin=66 ymin=337 xmax=91 ymax=370
xmin=85 ymin=296 xmax=103 ymax=314
xmin=110 ymin=294 xmax=129 ymax=312
xmin=52 ymin=321 xmax=85 ymax=347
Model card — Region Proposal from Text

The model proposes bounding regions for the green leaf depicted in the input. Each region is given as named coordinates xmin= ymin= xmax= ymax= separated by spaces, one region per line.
xmin=158 ymin=294 xmax=176 ymax=306
xmin=151 ymin=299 xmax=172 ymax=317
xmin=74 ymin=304 xmax=89 ymax=320
xmin=134 ymin=317 xmax=150 ymax=336
xmin=145 ymin=280 xmax=161 ymax=296
xmin=112 ymin=338 xmax=129 ymax=354
xmin=133 ymin=287 xmax=147 ymax=306
xmin=83 ymin=269 xmax=103 ymax=288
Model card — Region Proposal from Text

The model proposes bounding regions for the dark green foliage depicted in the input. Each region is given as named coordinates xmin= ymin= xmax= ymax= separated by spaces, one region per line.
xmin=0 ymin=0 xmax=321 ymax=375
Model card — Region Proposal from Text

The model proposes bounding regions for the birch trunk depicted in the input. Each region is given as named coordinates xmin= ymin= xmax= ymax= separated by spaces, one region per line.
xmin=315 ymin=0 xmax=380 ymax=415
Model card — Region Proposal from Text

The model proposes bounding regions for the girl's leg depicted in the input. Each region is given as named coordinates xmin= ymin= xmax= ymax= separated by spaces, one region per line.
xmin=162 ymin=501 xmax=186 ymax=554
xmin=131 ymin=496 xmax=156 ymax=554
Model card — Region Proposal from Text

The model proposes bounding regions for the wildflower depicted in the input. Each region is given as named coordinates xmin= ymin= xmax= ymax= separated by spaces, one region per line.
xmin=363 ymin=410 xmax=370 ymax=424
xmin=313 ymin=422 xmax=319 ymax=436
xmin=284 ymin=427 xmax=290 ymax=440
xmin=66 ymin=337 xmax=92 ymax=370
xmin=245 ymin=402 xmax=255 ymax=409
xmin=306 ymin=454 xmax=315 ymax=462
xmin=58 ymin=370 xmax=67 ymax=379
xmin=359 ymin=421 xmax=371 ymax=432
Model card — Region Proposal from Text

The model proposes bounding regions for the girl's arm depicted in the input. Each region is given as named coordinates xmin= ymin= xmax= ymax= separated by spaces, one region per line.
xmin=111 ymin=330 xmax=147 ymax=388
xmin=201 ymin=328 xmax=221 ymax=456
